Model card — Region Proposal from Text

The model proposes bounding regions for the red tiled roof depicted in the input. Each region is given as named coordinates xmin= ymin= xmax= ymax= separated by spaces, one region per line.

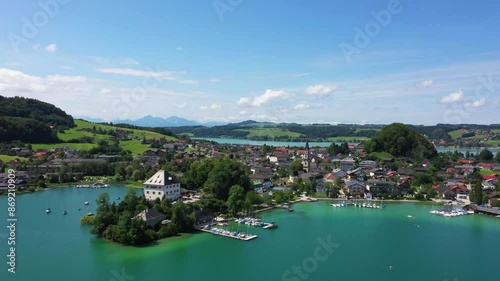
xmin=482 ymin=174 xmax=498 ymax=180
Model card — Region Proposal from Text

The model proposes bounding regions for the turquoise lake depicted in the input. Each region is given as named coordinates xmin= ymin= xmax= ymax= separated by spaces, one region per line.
xmin=1 ymin=186 xmax=499 ymax=281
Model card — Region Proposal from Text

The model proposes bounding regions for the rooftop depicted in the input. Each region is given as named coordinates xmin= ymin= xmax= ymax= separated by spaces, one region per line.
xmin=144 ymin=169 xmax=178 ymax=186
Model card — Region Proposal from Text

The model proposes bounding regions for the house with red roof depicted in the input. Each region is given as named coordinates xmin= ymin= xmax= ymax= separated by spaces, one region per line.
xmin=458 ymin=159 xmax=475 ymax=165
xmin=482 ymin=174 xmax=498 ymax=181
xmin=478 ymin=163 xmax=494 ymax=170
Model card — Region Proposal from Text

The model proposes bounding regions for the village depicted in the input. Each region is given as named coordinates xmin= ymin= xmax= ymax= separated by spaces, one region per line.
xmin=1 ymin=136 xmax=499 ymax=211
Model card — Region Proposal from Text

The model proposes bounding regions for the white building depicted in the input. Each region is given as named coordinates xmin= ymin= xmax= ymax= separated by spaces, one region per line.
xmin=143 ymin=170 xmax=181 ymax=201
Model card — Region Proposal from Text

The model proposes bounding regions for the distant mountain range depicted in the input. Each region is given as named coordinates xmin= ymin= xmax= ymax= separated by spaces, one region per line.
xmin=75 ymin=115 xmax=226 ymax=127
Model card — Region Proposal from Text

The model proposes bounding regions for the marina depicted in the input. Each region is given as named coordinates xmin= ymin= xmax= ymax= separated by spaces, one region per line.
xmin=195 ymin=225 xmax=258 ymax=241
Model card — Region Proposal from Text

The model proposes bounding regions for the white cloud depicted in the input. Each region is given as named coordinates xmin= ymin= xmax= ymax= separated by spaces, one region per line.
xmin=96 ymin=67 xmax=196 ymax=83
xmin=414 ymin=79 xmax=433 ymax=88
xmin=239 ymin=110 xmax=248 ymax=115
xmin=294 ymin=103 xmax=310 ymax=110
xmin=59 ymin=65 xmax=74 ymax=70
xmin=464 ymin=98 xmax=486 ymax=108
xmin=46 ymin=75 xmax=87 ymax=83
xmin=208 ymin=78 xmax=220 ymax=83
xmin=0 ymin=68 xmax=46 ymax=92
xmin=119 ymin=58 xmax=139 ymax=65
xmin=290 ymin=73 xmax=310 ymax=77
xmin=176 ymin=103 xmax=187 ymax=109
xmin=176 ymin=47 xmax=183 ymax=51
xmin=100 ymin=88 xmax=112 ymax=94
xmin=45 ymin=44 xmax=57 ymax=52
xmin=237 ymin=97 xmax=251 ymax=106
xmin=199 ymin=103 xmax=221 ymax=110
xmin=305 ymin=84 xmax=337 ymax=96
xmin=252 ymin=89 xmax=286 ymax=106
xmin=440 ymin=90 xmax=464 ymax=103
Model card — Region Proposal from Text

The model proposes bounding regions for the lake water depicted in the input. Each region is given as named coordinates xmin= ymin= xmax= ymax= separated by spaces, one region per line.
xmin=193 ymin=137 xmax=500 ymax=155
xmin=2 ymin=186 xmax=500 ymax=281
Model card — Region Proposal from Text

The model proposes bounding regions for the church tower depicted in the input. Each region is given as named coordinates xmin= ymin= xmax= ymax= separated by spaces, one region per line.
xmin=302 ymin=137 xmax=311 ymax=172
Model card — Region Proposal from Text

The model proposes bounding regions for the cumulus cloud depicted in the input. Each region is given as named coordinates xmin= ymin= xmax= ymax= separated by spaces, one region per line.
xmin=464 ymin=98 xmax=486 ymax=108
xmin=440 ymin=90 xmax=464 ymax=103
xmin=294 ymin=103 xmax=310 ymax=110
xmin=414 ymin=79 xmax=433 ymax=88
xmin=0 ymin=68 xmax=46 ymax=92
xmin=238 ymin=89 xmax=287 ymax=108
xmin=237 ymin=97 xmax=251 ymax=106
xmin=45 ymin=44 xmax=57 ymax=52
xmin=305 ymin=84 xmax=337 ymax=96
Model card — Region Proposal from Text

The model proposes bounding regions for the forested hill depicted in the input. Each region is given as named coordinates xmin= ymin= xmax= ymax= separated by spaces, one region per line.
xmin=0 ymin=95 xmax=74 ymax=143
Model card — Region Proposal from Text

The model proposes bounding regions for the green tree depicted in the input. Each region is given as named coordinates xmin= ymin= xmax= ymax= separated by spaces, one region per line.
xmin=470 ymin=182 xmax=486 ymax=205
xmin=171 ymin=201 xmax=194 ymax=232
xmin=202 ymin=158 xmax=250 ymax=200
xmin=495 ymin=152 xmax=500 ymax=163
xmin=479 ymin=149 xmax=494 ymax=162
xmin=290 ymin=159 xmax=303 ymax=171
xmin=227 ymin=185 xmax=245 ymax=214
xmin=413 ymin=172 xmax=433 ymax=187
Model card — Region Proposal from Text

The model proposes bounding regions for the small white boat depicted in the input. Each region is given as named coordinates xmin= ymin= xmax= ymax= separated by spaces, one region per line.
xmin=46 ymin=208 xmax=51 ymax=214
xmin=84 ymin=202 xmax=89 ymax=205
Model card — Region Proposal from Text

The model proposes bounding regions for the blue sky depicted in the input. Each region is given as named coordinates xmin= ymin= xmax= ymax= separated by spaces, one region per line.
xmin=1 ymin=0 xmax=500 ymax=125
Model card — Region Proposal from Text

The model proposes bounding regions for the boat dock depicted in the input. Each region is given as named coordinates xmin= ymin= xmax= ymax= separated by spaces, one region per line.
xmin=194 ymin=225 xmax=258 ymax=241
xmin=471 ymin=205 xmax=500 ymax=216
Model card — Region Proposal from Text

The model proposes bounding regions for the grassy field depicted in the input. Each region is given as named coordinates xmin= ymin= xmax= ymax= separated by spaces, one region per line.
xmin=118 ymin=139 xmax=151 ymax=155
xmin=327 ymin=136 xmax=369 ymax=142
xmin=486 ymin=140 xmax=500 ymax=146
xmin=479 ymin=170 xmax=499 ymax=176
xmin=367 ymin=151 xmax=394 ymax=161
xmin=237 ymin=128 xmax=303 ymax=138
xmin=30 ymin=119 xmax=178 ymax=155
xmin=448 ymin=129 xmax=464 ymax=140
xmin=492 ymin=129 xmax=500 ymax=133
xmin=0 ymin=154 xmax=28 ymax=162
xmin=72 ymin=119 xmax=177 ymax=140
xmin=354 ymin=128 xmax=380 ymax=133
xmin=464 ymin=134 xmax=487 ymax=140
